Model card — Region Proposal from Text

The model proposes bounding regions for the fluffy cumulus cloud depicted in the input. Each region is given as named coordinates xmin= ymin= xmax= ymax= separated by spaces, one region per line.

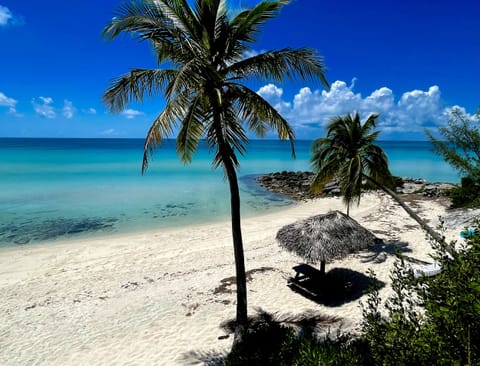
xmin=62 ymin=100 xmax=75 ymax=119
xmin=121 ymin=108 xmax=144 ymax=119
xmin=0 ymin=5 xmax=23 ymax=26
xmin=257 ymin=79 xmax=464 ymax=137
xmin=0 ymin=91 xmax=18 ymax=114
xmin=257 ymin=84 xmax=291 ymax=115
xmin=32 ymin=96 xmax=56 ymax=119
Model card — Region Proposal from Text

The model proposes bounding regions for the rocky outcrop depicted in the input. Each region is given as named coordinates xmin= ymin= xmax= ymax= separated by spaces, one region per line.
xmin=256 ymin=171 xmax=339 ymax=200
xmin=397 ymin=178 xmax=457 ymax=197
xmin=257 ymin=171 xmax=457 ymax=201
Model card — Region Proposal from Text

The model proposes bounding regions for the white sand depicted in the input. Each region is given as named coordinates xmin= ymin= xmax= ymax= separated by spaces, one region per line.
xmin=0 ymin=192 xmax=460 ymax=365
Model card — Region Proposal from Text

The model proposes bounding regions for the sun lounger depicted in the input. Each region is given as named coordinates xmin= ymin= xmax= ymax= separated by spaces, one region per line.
xmin=414 ymin=262 xmax=442 ymax=278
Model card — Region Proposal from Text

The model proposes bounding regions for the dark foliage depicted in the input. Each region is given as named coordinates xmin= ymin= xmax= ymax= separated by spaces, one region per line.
xmin=224 ymin=312 xmax=297 ymax=366
xmin=361 ymin=224 xmax=480 ymax=365
xmin=448 ymin=176 xmax=480 ymax=208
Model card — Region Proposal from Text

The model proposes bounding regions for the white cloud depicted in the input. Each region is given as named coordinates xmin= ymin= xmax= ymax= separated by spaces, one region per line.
xmin=241 ymin=49 xmax=268 ymax=60
xmin=62 ymin=100 xmax=75 ymax=119
xmin=39 ymin=96 xmax=53 ymax=104
xmin=0 ymin=91 xmax=21 ymax=115
xmin=101 ymin=128 xmax=116 ymax=136
xmin=32 ymin=96 xmax=56 ymax=119
xmin=258 ymin=83 xmax=283 ymax=99
xmin=242 ymin=49 xmax=260 ymax=59
xmin=0 ymin=5 xmax=12 ymax=25
xmin=0 ymin=91 xmax=17 ymax=108
xmin=0 ymin=5 xmax=23 ymax=26
xmin=121 ymin=108 xmax=144 ymax=119
xmin=256 ymin=79 xmax=464 ymax=137
xmin=86 ymin=107 xmax=97 ymax=114
xmin=257 ymin=83 xmax=291 ymax=115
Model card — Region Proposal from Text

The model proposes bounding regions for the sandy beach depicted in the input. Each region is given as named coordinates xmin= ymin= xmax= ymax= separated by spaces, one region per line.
xmin=0 ymin=192 xmax=462 ymax=365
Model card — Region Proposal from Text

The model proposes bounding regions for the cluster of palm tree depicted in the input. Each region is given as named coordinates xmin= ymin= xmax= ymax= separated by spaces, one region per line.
xmin=102 ymin=0 xmax=443 ymax=347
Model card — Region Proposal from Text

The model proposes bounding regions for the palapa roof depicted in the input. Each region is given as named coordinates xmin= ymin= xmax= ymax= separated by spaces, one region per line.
xmin=276 ymin=210 xmax=377 ymax=264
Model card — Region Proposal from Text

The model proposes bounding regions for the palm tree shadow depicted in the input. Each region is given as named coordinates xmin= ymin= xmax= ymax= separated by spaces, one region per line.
xmin=181 ymin=308 xmax=341 ymax=365
xmin=288 ymin=267 xmax=385 ymax=307
xmin=360 ymin=240 xmax=412 ymax=264
xmin=181 ymin=350 xmax=225 ymax=366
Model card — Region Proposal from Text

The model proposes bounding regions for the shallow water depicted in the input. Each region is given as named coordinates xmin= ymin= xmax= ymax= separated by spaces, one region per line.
xmin=0 ymin=138 xmax=459 ymax=246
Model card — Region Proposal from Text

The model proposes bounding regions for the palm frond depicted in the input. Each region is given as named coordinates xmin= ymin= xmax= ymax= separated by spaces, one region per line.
xmin=176 ymin=95 xmax=205 ymax=163
xmin=227 ymin=48 xmax=328 ymax=87
xmin=104 ymin=68 xmax=175 ymax=112
xmin=164 ymin=58 xmax=203 ymax=100
xmin=102 ymin=1 xmax=161 ymax=41
xmin=230 ymin=84 xmax=295 ymax=157
xmin=230 ymin=0 xmax=289 ymax=44
xmin=361 ymin=113 xmax=379 ymax=133
xmin=104 ymin=0 xmax=201 ymax=65
xmin=142 ymin=93 xmax=189 ymax=173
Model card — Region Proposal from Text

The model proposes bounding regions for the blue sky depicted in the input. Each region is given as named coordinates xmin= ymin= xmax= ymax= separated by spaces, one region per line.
xmin=0 ymin=0 xmax=479 ymax=140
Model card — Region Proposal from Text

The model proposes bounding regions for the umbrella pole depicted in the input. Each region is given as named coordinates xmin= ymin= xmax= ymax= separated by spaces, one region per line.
xmin=320 ymin=261 xmax=326 ymax=276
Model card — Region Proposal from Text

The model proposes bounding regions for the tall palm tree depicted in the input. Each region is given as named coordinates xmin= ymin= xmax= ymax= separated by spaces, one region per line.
xmin=311 ymin=112 xmax=445 ymax=245
xmin=102 ymin=0 xmax=328 ymax=343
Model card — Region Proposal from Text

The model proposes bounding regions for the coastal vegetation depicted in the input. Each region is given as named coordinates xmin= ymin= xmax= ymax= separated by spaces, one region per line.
xmin=310 ymin=112 xmax=445 ymax=245
xmin=226 ymin=225 xmax=480 ymax=365
xmin=426 ymin=107 xmax=480 ymax=208
xmin=102 ymin=0 xmax=328 ymax=343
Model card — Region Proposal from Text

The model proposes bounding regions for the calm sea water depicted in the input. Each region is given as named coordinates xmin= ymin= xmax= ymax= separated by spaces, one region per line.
xmin=0 ymin=138 xmax=459 ymax=246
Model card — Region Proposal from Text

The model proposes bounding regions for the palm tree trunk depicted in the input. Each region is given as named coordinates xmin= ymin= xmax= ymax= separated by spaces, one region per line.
xmin=211 ymin=107 xmax=248 ymax=345
xmin=365 ymin=176 xmax=446 ymax=245
xmin=320 ymin=261 xmax=326 ymax=276
xmin=223 ymin=155 xmax=249 ymax=345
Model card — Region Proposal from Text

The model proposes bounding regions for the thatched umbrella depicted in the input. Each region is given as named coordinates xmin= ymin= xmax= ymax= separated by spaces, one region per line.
xmin=276 ymin=210 xmax=377 ymax=275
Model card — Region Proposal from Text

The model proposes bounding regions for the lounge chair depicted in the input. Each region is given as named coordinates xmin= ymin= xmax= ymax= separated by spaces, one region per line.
xmin=413 ymin=262 xmax=442 ymax=278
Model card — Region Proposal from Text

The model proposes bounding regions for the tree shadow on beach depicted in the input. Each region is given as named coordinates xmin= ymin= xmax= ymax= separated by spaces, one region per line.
xmin=182 ymin=308 xmax=340 ymax=365
xmin=360 ymin=239 xmax=432 ymax=266
xmin=359 ymin=240 xmax=412 ymax=264
xmin=288 ymin=267 xmax=385 ymax=307
xmin=181 ymin=350 xmax=226 ymax=366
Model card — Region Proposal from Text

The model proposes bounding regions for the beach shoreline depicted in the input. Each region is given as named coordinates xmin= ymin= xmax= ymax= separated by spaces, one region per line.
xmin=0 ymin=191 xmax=464 ymax=365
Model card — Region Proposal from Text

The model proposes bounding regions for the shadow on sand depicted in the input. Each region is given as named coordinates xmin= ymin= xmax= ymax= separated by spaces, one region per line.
xmin=182 ymin=308 xmax=341 ymax=365
xmin=288 ymin=266 xmax=385 ymax=307
xmin=359 ymin=240 xmax=412 ymax=264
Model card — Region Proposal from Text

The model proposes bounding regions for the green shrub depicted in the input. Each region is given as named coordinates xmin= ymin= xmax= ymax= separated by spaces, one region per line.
xmin=362 ymin=225 xmax=480 ymax=365
xmin=293 ymin=333 xmax=369 ymax=366
xmin=449 ymin=177 xmax=480 ymax=208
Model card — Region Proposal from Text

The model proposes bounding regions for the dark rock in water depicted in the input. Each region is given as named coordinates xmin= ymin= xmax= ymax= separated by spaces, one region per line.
xmin=14 ymin=237 xmax=31 ymax=245
xmin=257 ymin=172 xmax=458 ymax=201
xmin=256 ymin=171 xmax=339 ymax=200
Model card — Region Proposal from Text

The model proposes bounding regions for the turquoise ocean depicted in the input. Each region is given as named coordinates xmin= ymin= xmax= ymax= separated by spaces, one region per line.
xmin=0 ymin=138 xmax=460 ymax=247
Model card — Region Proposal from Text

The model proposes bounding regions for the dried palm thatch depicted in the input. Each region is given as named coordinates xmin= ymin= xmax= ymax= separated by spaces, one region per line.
xmin=276 ymin=210 xmax=377 ymax=274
